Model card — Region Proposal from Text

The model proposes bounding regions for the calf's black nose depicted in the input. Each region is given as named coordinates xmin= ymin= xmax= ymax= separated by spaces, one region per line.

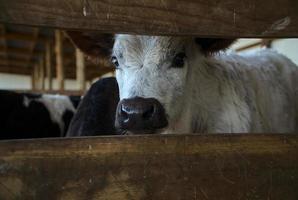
xmin=115 ymin=97 xmax=168 ymax=132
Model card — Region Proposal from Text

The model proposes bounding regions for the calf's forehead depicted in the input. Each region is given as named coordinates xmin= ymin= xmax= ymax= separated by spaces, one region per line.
xmin=113 ymin=35 xmax=190 ymax=54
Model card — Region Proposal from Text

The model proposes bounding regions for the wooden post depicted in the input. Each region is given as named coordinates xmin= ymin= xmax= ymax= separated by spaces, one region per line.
xmin=39 ymin=58 xmax=45 ymax=91
xmin=45 ymin=42 xmax=52 ymax=90
xmin=55 ymin=30 xmax=64 ymax=91
xmin=31 ymin=67 xmax=36 ymax=90
xmin=33 ymin=63 xmax=40 ymax=90
xmin=75 ymin=48 xmax=86 ymax=91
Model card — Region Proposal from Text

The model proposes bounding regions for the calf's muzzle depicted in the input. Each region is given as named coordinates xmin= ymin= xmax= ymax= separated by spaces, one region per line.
xmin=115 ymin=97 xmax=168 ymax=132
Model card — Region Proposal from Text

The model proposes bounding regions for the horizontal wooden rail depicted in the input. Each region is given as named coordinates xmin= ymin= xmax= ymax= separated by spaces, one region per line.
xmin=0 ymin=134 xmax=297 ymax=199
xmin=0 ymin=0 xmax=298 ymax=37
xmin=12 ymin=89 xmax=84 ymax=96
xmin=235 ymin=39 xmax=277 ymax=52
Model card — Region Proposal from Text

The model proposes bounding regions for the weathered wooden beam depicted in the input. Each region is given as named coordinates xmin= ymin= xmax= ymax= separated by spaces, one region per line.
xmin=235 ymin=39 xmax=278 ymax=52
xmin=0 ymin=25 xmax=7 ymax=63
xmin=45 ymin=42 xmax=53 ymax=90
xmin=0 ymin=56 xmax=111 ymax=78
xmin=0 ymin=64 xmax=107 ymax=80
xmin=55 ymin=30 xmax=65 ymax=90
xmin=0 ymin=32 xmax=75 ymax=50
xmin=0 ymin=32 xmax=48 ymax=43
xmin=0 ymin=64 xmax=31 ymax=75
xmin=0 ymin=0 xmax=298 ymax=37
xmin=0 ymin=46 xmax=43 ymax=57
xmin=38 ymin=57 xmax=45 ymax=90
xmin=76 ymin=48 xmax=86 ymax=90
xmin=0 ymin=134 xmax=297 ymax=199
xmin=0 ymin=45 xmax=75 ymax=64
xmin=25 ymin=28 xmax=39 ymax=68
xmin=32 ymin=63 xmax=39 ymax=89
xmin=31 ymin=63 xmax=39 ymax=90
xmin=13 ymin=89 xmax=84 ymax=96
xmin=0 ymin=58 xmax=33 ymax=67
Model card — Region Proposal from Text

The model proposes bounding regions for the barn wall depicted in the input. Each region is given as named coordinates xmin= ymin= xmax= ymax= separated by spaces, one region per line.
xmin=45 ymin=78 xmax=80 ymax=91
xmin=0 ymin=73 xmax=31 ymax=89
xmin=272 ymin=39 xmax=298 ymax=65
xmin=231 ymin=39 xmax=261 ymax=50
xmin=231 ymin=39 xmax=298 ymax=65
xmin=0 ymin=73 xmax=80 ymax=91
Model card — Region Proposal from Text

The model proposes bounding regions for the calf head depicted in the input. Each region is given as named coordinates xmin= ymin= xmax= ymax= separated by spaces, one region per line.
xmin=68 ymin=31 xmax=234 ymax=134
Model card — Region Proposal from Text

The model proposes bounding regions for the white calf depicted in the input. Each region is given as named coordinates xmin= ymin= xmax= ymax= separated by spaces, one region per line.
xmin=68 ymin=32 xmax=298 ymax=134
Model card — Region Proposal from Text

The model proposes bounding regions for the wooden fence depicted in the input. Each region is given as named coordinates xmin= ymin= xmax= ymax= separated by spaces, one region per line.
xmin=0 ymin=0 xmax=298 ymax=37
xmin=0 ymin=0 xmax=298 ymax=199
xmin=0 ymin=134 xmax=297 ymax=199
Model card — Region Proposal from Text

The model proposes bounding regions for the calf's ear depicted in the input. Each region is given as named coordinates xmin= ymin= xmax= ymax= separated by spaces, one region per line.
xmin=195 ymin=38 xmax=236 ymax=55
xmin=66 ymin=31 xmax=114 ymax=58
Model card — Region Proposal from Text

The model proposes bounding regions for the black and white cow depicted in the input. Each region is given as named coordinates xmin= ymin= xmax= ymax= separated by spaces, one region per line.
xmin=67 ymin=77 xmax=119 ymax=136
xmin=0 ymin=90 xmax=80 ymax=139
xmin=68 ymin=32 xmax=298 ymax=134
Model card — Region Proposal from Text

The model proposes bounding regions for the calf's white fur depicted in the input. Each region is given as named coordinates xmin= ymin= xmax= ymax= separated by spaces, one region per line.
xmin=69 ymin=33 xmax=298 ymax=134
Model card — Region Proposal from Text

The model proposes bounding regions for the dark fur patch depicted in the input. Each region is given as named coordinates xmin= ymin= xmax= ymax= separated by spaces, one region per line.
xmin=66 ymin=77 xmax=120 ymax=137
xmin=195 ymin=38 xmax=236 ymax=55
xmin=23 ymin=93 xmax=42 ymax=99
xmin=69 ymin=96 xmax=81 ymax=109
xmin=66 ymin=31 xmax=114 ymax=58
xmin=0 ymin=90 xmax=61 ymax=139
xmin=62 ymin=109 xmax=75 ymax=137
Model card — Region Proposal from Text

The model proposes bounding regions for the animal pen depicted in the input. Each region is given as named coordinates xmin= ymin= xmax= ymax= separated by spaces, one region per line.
xmin=0 ymin=0 xmax=298 ymax=199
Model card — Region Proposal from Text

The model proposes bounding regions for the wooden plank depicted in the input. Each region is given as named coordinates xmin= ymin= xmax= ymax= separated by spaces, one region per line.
xmin=0 ymin=64 xmax=31 ymax=75
xmin=0 ymin=59 xmax=112 ymax=79
xmin=13 ymin=89 xmax=84 ymax=96
xmin=33 ymin=63 xmax=40 ymax=89
xmin=0 ymin=32 xmax=74 ymax=49
xmin=236 ymin=39 xmax=277 ymax=52
xmin=0 ymin=25 xmax=8 ymax=66
xmin=31 ymin=68 xmax=36 ymax=90
xmin=25 ymin=28 xmax=39 ymax=68
xmin=0 ymin=0 xmax=298 ymax=37
xmin=0 ymin=32 xmax=48 ymax=43
xmin=55 ymin=30 xmax=64 ymax=90
xmin=0 ymin=58 xmax=33 ymax=67
xmin=45 ymin=42 xmax=52 ymax=90
xmin=0 ymin=46 xmax=43 ymax=57
xmin=0 ymin=45 xmax=76 ymax=63
xmin=76 ymin=48 xmax=86 ymax=90
xmin=0 ymin=134 xmax=297 ymax=200
xmin=39 ymin=57 xmax=45 ymax=90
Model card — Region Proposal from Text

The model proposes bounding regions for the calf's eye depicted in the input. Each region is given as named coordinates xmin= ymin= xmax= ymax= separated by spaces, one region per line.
xmin=172 ymin=52 xmax=186 ymax=68
xmin=111 ymin=56 xmax=119 ymax=68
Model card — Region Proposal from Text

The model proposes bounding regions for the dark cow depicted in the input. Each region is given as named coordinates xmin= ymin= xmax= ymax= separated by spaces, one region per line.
xmin=0 ymin=90 xmax=80 ymax=139
xmin=67 ymin=77 xmax=119 ymax=136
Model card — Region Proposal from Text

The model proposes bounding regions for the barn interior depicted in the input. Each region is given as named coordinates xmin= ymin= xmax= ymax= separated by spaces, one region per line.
xmin=0 ymin=24 xmax=114 ymax=94
xmin=0 ymin=24 xmax=297 ymax=93
xmin=0 ymin=0 xmax=298 ymax=199
xmin=0 ymin=23 xmax=298 ymax=139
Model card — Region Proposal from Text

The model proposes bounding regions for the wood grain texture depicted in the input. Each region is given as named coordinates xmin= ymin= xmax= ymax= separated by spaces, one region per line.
xmin=55 ymin=30 xmax=65 ymax=91
xmin=45 ymin=42 xmax=53 ymax=90
xmin=0 ymin=134 xmax=297 ymax=200
xmin=76 ymin=48 xmax=86 ymax=91
xmin=0 ymin=0 xmax=298 ymax=37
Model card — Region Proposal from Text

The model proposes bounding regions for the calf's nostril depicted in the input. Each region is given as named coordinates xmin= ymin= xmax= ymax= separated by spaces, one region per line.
xmin=116 ymin=97 xmax=168 ymax=132
xmin=120 ymin=105 xmax=129 ymax=122
xmin=142 ymin=105 xmax=155 ymax=120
